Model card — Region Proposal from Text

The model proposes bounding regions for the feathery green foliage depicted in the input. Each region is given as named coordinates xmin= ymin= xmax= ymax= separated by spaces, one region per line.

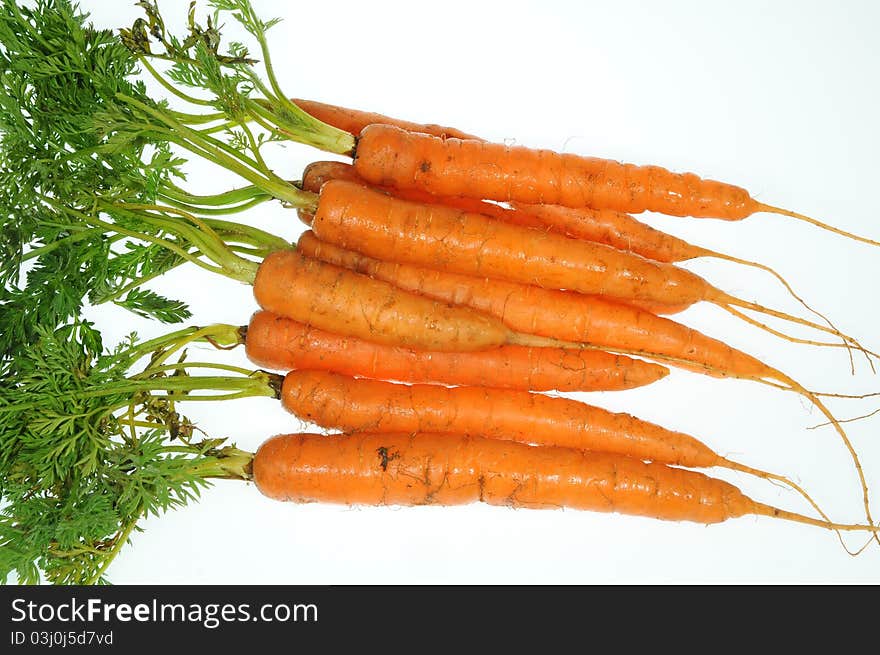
xmin=0 ymin=319 xmax=270 ymax=584
xmin=0 ymin=0 xmax=194 ymax=368
xmin=0 ymin=0 xmax=301 ymax=375
xmin=0 ymin=1 xmax=344 ymax=581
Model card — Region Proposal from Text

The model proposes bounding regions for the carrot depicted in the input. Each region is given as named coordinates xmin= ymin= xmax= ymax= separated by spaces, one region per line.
xmin=252 ymin=249 xmax=569 ymax=352
xmin=299 ymin=166 xmax=859 ymax=355
xmin=298 ymin=160 xmax=685 ymax=266
xmin=299 ymin=233 xmax=880 ymax=416
xmin=281 ymin=98 xmax=880 ymax=250
xmin=288 ymin=107 xmax=753 ymax=262
xmin=298 ymin=153 xmax=838 ymax=329
xmin=291 ymin=98 xmax=481 ymax=141
xmin=279 ymin=369 xmax=723 ymax=464
xmin=303 ymin=181 xmax=877 ymax=535
xmin=288 ymin=236 xmax=874 ymax=516
xmin=280 ymin=369 xmax=847 ymax=533
xmin=252 ymin=431 xmax=879 ymax=535
xmin=299 ymin=160 xmax=836 ymax=323
xmin=244 ymin=310 xmax=669 ymax=392
xmin=308 ymin=178 xmax=866 ymax=358
xmin=299 ymin=161 xmax=856 ymax=354
xmin=277 ymin=369 xmax=743 ymax=468
xmin=298 ymin=161 xmax=690 ymax=315
xmin=352 ymin=123 xmax=880 ymax=247
xmin=297 ymin=230 xmax=770 ymax=380
xmin=298 ymin=159 xmax=544 ymax=227
xmin=299 ymin=155 xmax=688 ymax=263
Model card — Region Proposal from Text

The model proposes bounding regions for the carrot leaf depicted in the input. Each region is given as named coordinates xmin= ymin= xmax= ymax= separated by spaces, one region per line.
xmin=0 ymin=0 xmax=295 ymax=362
xmin=113 ymin=288 xmax=193 ymax=324
xmin=0 ymin=321 xmax=264 ymax=584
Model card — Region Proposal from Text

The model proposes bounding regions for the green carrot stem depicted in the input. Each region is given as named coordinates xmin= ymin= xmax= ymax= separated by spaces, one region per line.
xmin=129 ymin=361 xmax=259 ymax=379
xmin=203 ymin=218 xmax=291 ymax=251
xmin=125 ymin=108 xmax=316 ymax=208
xmin=46 ymin=201 xmax=224 ymax=277
xmin=239 ymin=120 xmax=269 ymax=171
xmin=109 ymin=203 xmax=259 ymax=284
xmin=187 ymin=447 xmax=255 ymax=481
xmin=21 ymin=230 xmax=125 ymax=262
xmin=101 ymin=207 xmax=236 ymax=280
xmin=161 ymin=182 xmax=270 ymax=207
xmin=137 ymin=54 xmax=214 ymax=108
xmin=115 ymin=94 xmax=265 ymax=177
xmin=85 ymin=520 xmax=138 ymax=585
xmin=113 ymin=324 xmax=242 ymax=368
xmin=157 ymin=193 xmax=270 ymax=216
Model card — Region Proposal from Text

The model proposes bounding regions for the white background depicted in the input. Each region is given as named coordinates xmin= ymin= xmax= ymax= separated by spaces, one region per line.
xmin=73 ymin=0 xmax=880 ymax=583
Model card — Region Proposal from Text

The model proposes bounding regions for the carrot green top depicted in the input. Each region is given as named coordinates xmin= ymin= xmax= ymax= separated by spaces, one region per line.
xmin=0 ymin=320 xmax=273 ymax=584
xmin=0 ymin=0 xmax=330 ymax=372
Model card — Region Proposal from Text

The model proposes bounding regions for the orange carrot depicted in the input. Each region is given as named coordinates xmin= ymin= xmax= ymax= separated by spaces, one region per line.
xmin=288 ymin=101 xmax=746 ymax=243
xmin=279 ymin=369 xmax=841 ymax=527
xmin=297 ymin=230 xmax=768 ymax=380
xmin=353 ymin=122 xmax=753 ymax=215
xmin=293 ymin=104 xmax=848 ymax=330
xmin=308 ymin=177 xmax=862 ymax=354
xmin=252 ymin=432 xmax=878 ymax=535
xmin=244 ymin=310 xmax=669 ymax=392
xmin=288 ymin=102 xmax=868 ymax=346
xmin=296 ymin=230 xmax=874 ymax=467
xmin=298 ymin=160 xmax=688 ymax=315
xmin=279 ymin=369 xmax=726 ymax=467
xmin=298 ymin=159 xmax=543 ymax=228
xmin=306 ymin=177 xmax=871 ymax=366
xmin=291 ymin=98 xmax=480 ymax=141
xmin=299 ymin=160 xmax=837 ymax=326
xmin=301 ymin=159 xmax=684 ymax=261
xmin=311 ymin=179 xmax=704 ymax=305
xmin=252 ymin=249 xmax=566 ymax=352
xmin=252 ymin=432 xmax=749 ymax=521
xmin=303 ymin=181 xmax=876 ymax=533
xmin=352 ymin=123 xmax=880 ymax=247
xmin=288 ymin=106 xmax=740 ymax=260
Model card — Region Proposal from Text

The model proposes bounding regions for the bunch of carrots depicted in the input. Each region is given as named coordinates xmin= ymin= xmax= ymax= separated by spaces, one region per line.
xmin=1 ymin=0 xmax=879 ymax=583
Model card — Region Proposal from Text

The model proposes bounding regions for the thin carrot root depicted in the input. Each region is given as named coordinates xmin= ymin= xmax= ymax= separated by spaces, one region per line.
xmin=759 ymin=379 xmax=880 ymax=402
xmin=807 ymin=406 xmax=880 ymax=430
xmin=720 ymin=458 xmax=857 ymax=554
xmin=714 ymin=293 xmax=877 ymax=368
xmin=701 ymin=248 xmax=865 ymax=374
xmin=772 ymin=371 xmax=879 ymax=546
xmin=754 ymin=503 xmax=880 ymax=537
xmin=757 ymin=203 xmax=880 ymax=249
xmin=691 ymin=355 xmax=880 ymax=549
xmin=804 ymin=390 xmax=880 ymax=400
xmin=721 ymin=304 xmax=866 ymax=353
